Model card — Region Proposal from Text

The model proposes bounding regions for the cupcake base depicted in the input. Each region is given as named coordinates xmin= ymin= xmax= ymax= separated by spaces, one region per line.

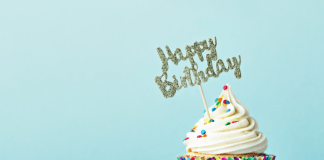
xmin=177 ymin=152 xmax=276 ymax=160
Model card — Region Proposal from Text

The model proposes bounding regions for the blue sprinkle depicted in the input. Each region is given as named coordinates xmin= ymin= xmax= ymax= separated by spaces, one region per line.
xmin=210 ymin=119 xmax=214 ymax=122
xmin=212 ymin=108 xmax=216 ymax=112
xmin=204 ymin=110 xmax=206 ymax=113
xmin=226 ymin=109 xmax=230 ymax=113
xmin=226 ymin=100 xmax=230 ymax=104
xmin=201 ymin=130 xmax=206 ymax=135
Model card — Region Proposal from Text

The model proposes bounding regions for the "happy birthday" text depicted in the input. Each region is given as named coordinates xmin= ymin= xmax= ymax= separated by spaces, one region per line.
xmin=154 ymin=37 xmax=241 ymax=98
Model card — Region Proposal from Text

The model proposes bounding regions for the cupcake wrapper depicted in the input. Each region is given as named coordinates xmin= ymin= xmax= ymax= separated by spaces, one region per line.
xmin=177 ymin=154 xmax=276 ymax=160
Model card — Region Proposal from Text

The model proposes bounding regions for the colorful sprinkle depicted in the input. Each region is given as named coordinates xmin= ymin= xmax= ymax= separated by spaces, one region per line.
xmin=223 ymin=85 xmax=228 ymax=90
xmin=202 ymin=134 xmax=207 ymax=137
xmin=197 ymin=135 xmax=202 ymax=138
xmin=222 ymin=158 xmax=227 ymax=160
xmin=215 ymin=98 xmax=218 ymax=103
xmin=204 ymin=110 xmax=206 ymax=113
xmin=218 ymin=98 xmax=222 ymax=102
xmin=191 ymin=126 xmax=197 ymax=132
xmin=248 ymin=157 xmax=254 ymax=160
xmin=204 ymin=118 xmax=209 ymax=123
xmin=232 ymin=121 xmax=239 ymax=123
xmin=201 ymin=130 xmax=206 ymax=135
xmin=225 ymin=122 xmax=231 ymax=126
xmin=219 ymin=95 xmax=223 ymax=98
xmin=212 ymin=108 xmax=216 ymax=112
xmin=226 ymin=109 xmax=230 ymax=113
xmin=228 ymin=158 xmax=234 ymax=160
xmin=191 ymin=157 xmax=196 ymax=160
xmin=234 ymin=158 xmax=239 ymax=160
xmin=225 ymin=100 xmax=230 ymax=104
xmin=216 ymin=102 xmax=221 ymax=106
xmin=210 ymin=119 xmax=214 ymax=122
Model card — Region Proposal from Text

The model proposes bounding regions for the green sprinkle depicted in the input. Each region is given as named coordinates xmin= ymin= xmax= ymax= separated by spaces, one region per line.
xmin=228 ymin=158 xmax=234 ymax=160
xmin=216 ymin=102 xmax=220 ymax=106
xmin=215 ymin=98 xmax=219 ymax=102
xmin=225 ymin=122 xmax=231 ymax=126
xmin=248 ymin=157 xmax=254 ymax=160
xmin=190 ymin=130 xmax=195 ymax=132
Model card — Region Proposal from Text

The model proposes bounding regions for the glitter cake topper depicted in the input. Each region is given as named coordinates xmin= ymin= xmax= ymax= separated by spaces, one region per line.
xmin=154 ymin=37 xmax=241 ymax=98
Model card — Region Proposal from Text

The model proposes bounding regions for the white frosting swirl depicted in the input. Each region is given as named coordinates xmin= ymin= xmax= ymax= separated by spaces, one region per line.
xmin=183 ymin=84 xmax=267 ymax=154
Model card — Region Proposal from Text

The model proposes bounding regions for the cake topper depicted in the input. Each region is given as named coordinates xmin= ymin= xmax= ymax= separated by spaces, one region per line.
xmin=154 ymin=37 xmax=241 ymax=119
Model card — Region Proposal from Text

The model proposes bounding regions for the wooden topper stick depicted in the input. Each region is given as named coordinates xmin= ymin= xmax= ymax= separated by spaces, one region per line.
xmin=199 ymin=85 xmax=210 ymax=119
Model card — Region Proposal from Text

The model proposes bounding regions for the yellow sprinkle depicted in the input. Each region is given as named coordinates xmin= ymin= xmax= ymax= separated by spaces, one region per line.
xmin=204 ymin=118 xmax=209 ymax=123
xmin=193 ymin=126 xmax=197 ymax=129
xmin=219 ymin=94 xmax=223 ymax=98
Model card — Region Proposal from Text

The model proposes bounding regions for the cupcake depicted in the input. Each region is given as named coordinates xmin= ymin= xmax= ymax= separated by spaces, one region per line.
xmin=178 ymin=84 xmax=276 ymax=160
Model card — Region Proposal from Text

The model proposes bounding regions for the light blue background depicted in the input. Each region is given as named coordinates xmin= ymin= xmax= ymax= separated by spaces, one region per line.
xmin=0 ymin=0 xmax=323 ymax=159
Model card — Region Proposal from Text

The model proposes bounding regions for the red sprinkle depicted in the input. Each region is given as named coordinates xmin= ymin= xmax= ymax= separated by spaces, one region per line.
xmin=232 ymin=121 xmax=239 ymax=123
xmin=185 ymin=137 xmax=189 ymax=140
xmin=223 ymin=85 xmax=228 ymax=90
xmin=223 ymin=100 xmax=227 ymax=104
xmin=197 ymin=135 xmax=202 ymax=138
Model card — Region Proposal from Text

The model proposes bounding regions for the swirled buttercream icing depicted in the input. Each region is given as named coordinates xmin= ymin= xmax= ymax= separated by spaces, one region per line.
xmin=183 ymin=84 xmax=267 ymax=154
